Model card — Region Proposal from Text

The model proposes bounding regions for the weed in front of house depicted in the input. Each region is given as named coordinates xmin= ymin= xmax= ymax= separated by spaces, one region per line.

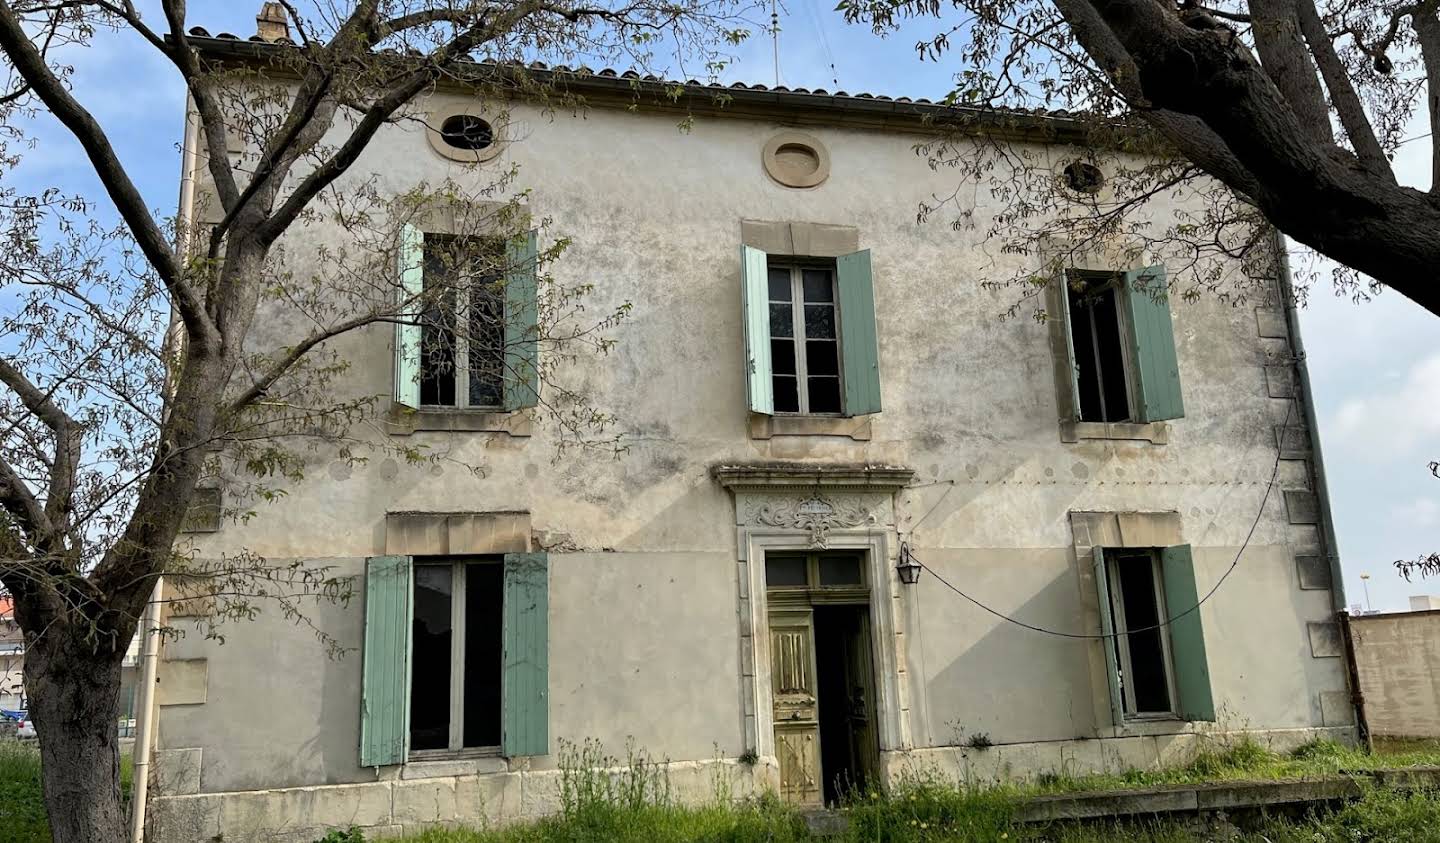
xmin=0 ymin=740 xmax=48 ymax=843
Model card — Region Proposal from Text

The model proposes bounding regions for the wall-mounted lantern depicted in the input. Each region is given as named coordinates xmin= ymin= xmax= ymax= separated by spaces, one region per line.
xmin=897 ymin=543 xmax=922 ymax=586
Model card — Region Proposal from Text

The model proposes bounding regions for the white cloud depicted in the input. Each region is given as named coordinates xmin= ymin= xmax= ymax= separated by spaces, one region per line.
xmin=1394 ymin=498 xmax=1440 ymax=528
xmin=1327 ymin=351 xmax=1440 ymax=455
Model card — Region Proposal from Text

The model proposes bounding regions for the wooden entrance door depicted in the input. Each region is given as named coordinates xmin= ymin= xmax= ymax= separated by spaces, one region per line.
xmin=842 ymin=611 xmax=879 ymax=791
xmin=769 ymin=608 xmax=822 ymax=807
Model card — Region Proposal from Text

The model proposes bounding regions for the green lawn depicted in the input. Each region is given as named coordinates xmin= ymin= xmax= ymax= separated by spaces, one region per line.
xmin=0 ymin=739 xmax=132 ymax=843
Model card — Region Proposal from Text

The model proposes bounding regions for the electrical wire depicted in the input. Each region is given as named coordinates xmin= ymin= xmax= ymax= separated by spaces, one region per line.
xmin=907 ymin=404 xmax=1293 ymax=640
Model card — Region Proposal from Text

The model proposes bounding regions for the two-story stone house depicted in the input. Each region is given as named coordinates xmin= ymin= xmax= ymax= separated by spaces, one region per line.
xmin=142 ymin=21 xmax=1352 ymax=843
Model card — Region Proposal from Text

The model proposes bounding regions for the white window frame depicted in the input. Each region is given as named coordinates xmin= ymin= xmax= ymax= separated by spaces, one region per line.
xmin=768 ymin=261 xmax=844 ymax=416
xmin=409 ymin=558 xmax=504 ymax=760
xmin=421 ymin=234 xmax=505 ymax=411
xmin=1068 ymin=273 xmax=1137 ymax=424
xmin=1106 ymin=549 xmax=1180 ymax=720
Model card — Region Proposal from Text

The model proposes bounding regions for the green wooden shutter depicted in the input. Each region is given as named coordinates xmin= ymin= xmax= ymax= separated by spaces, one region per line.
xmin=502 ymin=551 xmax=549 ymax=756
xmin=1057 ymin=272 xmax=1083 ymax=422
xmin=1122 ymin=265 xmax=1184 ymax=422
xmin=1161 ymin=544 xmax=1216 ymax=722
xmin=394 ymin=225 xmax=424 ymax=409
xmin=741 ymin=245 xmax=774 ymax=415
xmin=1093 ymin=547 xmax=1125 ymax=727
xmin=837 ymin=249 xmax=882 ymax=416
xmin=504 ymin=230 xmax=540 ymax=411
xmin=361 ymin=555 xmax=412 ymax=767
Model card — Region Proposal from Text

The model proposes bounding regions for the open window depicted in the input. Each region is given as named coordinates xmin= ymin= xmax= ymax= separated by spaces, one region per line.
xmin=360 ymin=552 xmax=549 ymax=766
xmin=394 ymin=227 xmax=539 ymax=413
xmin=742 ymin=246 xmax=881 ymax=417
xmin=409 ymin=558 xmax=505 ymax=755
xmin=1059 ymin=266 xmax=1184 ymax=424
xmin=1094 ymin=544 xmax=1215 ymax=724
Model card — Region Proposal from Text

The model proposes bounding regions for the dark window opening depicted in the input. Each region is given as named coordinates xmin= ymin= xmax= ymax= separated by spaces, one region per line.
xmin=410 ymin=564 xmax=453 ymax=751
xmin=818 ymin=554 xmax=863 ymax=586
xmin=410 ymin=559 xmax=504 ymax=755
xmin=463 ymin=563 xmax=504 ymax=748
xmin=1068 ymin=281 xmax=1131 ymax=423
xmin=420 ymin=234 xmax=506 ymax=408
xmin=440 ymin=114 xmax=494 ymax=151
xmin=768 ymin=262 xmax=842 ymax=415
xmin=765 ymin=554 xmax=808 ymax=587
xmin=1107 ymin=549 xmax=1174 ymax=716
xmin=1064 ymin=161 xmax=1105 ymax=194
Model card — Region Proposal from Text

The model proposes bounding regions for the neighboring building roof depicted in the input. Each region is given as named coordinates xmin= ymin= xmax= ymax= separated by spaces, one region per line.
xmin=180 ymin=28 xmax=1097 ymax=142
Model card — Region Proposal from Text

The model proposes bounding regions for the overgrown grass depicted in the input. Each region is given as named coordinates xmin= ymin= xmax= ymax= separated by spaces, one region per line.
xmin=0 ymin=740 xmax=49 ymax=843
xmin=368 ymin=783 xmax=1440 ymax=843
xmin=1026 ymin=735 xmax=1440 ymax=796
xmin=0 ymin=739 xmax=134 ymax=843
xmin=357 ymin=736 xmax=1440 ymax=843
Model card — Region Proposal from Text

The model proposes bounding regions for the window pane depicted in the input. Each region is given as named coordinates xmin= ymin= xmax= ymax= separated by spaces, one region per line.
xmin=770 ymin=304 xmax=794 ymax=338
xmin=803 ymin=304 xmax=836 ymax=339
xmin=468 ymin=279 xmax=505 ymax=408
xmin=766 ymin=555 xmax=808 ymax=587
xmin=818 ymin=555 xmax=863 ymax=586
xmin=805 ymin=340 xmax=838 ymax=376
xmin=1115 ymin=552 xmax=1172 ymax=714
xmin=1092 ymin=286 xmax=1132 ymax=422
xmin=771 ymin=339 xmax=796 ymax=375
xmin=773 ymin=375 xmax=800 ymax=413
xmin=808 ymin=376 xmax=841 ymax=414
xmin=420 ymin=236 xmax=458 ymax=407
xmin=768 ymin=268 xmax=792 ymax=302
xmin=463 ymin=562 xmax=504 ymax=748
xmin=410 ymin=564 xmax=453 ymax=751
xmin=802 ymin=270 xmax=833 ymax=303
xmin=1068 ymin=286 xmax=1102 ymax=422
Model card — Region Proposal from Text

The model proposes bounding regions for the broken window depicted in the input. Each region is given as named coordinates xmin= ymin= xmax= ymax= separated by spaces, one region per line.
xmin=768 ymin=263 xmax=843 ymax=415
xmin=1104 ymin=549 xmax=1176 ymax=717
xmin=1067 ymin=278 xmax=1132 ymax=423
xmin=419 ymin=234 xmax=506 ymax=409
xmin=410 ymin=558 xmax=504 ymax=754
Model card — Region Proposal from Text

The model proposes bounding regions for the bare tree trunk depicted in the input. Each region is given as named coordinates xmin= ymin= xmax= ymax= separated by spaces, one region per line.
xmin=24 ymin=629 xmax=128 ymax=843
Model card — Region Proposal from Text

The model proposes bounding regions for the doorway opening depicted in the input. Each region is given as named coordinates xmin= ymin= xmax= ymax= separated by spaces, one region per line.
xmin=766 ymin=551 xmax=878 ymax=807
xmin=814 ymin=604 xmax=875 ymax=803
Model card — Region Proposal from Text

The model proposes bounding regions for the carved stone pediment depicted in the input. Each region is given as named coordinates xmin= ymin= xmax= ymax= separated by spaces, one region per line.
xmin=742 ymin=492 xmax=886 ymax=548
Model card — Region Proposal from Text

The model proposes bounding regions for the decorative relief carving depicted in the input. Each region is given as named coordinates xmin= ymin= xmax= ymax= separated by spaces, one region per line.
xmin=743 ymin=493 xmax=881 ymax=547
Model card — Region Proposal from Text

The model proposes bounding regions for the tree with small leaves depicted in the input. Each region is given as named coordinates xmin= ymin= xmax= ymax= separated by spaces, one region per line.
xmin=843 ymin=0 xmax=1440 ymax=317
xmin=0 ymin=2 xmax=752 ymax=841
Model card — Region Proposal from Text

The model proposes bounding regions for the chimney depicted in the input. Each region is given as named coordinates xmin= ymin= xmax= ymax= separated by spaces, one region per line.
xmin=256 ymin=2 xmax=290 ymax=42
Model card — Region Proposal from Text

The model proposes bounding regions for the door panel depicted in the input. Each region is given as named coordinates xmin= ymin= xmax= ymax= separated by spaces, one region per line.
xmin=844 ymin=611 xmax=879 ymax=790
xmin=770 ymin=608 xmax=822 ymax=806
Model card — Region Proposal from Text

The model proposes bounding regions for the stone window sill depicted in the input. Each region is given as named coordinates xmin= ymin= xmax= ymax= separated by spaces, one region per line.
xmin=1101 ymin=717 xmax=1196 ymax=740
xmin=403 ymin=753 xmax=507 ymax=779
xmin=1061 ymin=420 xmax=1168 ymax=444
xmin=387 ymin=405 xmax=532 ymax=437
xmin=749 ymin=413 xmax=873 ymax=441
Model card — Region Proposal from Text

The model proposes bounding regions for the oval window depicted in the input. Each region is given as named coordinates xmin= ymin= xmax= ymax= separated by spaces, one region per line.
xmin=440 ymin=114 xmax=494 ymax=151
xmin=1063 ymin=161 xmax=1105 ymax=194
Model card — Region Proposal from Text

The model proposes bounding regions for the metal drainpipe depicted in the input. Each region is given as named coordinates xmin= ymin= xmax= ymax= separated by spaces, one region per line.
xmin=129 ymin=93 xmax=201 ymax=843
xmin=1273 ymin=230 xmax=1364 ymax=740
xmin=1273 ymin=230 xmax=1346 ymax=612
xmin=128 ymin=579 xmax=164 ymax=843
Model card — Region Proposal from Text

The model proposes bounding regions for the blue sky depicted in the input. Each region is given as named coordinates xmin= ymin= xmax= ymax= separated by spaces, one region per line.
xmin=10 ymin=1 xmax=1438 ymax=612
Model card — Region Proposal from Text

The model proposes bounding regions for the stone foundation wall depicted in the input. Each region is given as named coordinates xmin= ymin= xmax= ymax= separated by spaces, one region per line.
xmin=147 ymin=726 xmax=1355 ymax=843
xmin=147 ymin=757 xmax=779 ymax=843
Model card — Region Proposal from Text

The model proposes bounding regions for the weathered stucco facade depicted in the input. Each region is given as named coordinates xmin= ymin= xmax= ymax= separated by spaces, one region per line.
xmin=145 ymin=39 xmax=1352 ymax=843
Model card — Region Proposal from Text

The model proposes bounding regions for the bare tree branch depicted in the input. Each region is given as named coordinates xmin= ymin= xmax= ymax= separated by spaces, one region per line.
xmin=0 ymin=2 xmax=216 ymax=346
xmin=1295 ymin=0 xmax=1391 ymax=174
